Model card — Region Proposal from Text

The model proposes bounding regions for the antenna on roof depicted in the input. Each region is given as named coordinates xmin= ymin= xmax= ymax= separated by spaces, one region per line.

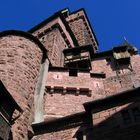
xmin=123 ymin=36 xmax=127 ymax=41
xmin=123 ymin=36 xmax=129 ymax=45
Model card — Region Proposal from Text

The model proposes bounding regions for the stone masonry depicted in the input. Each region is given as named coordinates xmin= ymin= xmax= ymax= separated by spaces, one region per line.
xmin=0 ymin=8 xmax=140 ymax=140
xmin=0 ymin=31 xmax=47 ymax=140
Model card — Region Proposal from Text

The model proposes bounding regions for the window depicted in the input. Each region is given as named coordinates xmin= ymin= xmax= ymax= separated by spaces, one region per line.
xmin=69 ymin=69 xmax=78 ymax=77
xmin=121 ymin=110 xmax=132 ymax=125
xmin=132 ymin=107 xmax=140 ymax=122
xmin=0 ymin=101 xmax=13 ymax=121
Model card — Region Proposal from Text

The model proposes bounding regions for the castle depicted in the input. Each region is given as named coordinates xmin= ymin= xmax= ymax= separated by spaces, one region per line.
xmin=0 ymin=8 xmax=140 ymax=140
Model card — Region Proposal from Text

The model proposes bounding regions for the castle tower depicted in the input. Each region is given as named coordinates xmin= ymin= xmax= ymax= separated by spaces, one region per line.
xmin=29 ymin=9 xmax=98 ymax=67
xmin=0 ymin=30 xmax=48 ymax=139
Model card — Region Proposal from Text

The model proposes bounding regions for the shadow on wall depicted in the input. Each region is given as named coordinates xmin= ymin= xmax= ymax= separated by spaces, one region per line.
xmin=75 ymin=102 xmax=140 ymax=140
xmin=106 ymin=56 xmax=132 ymax=72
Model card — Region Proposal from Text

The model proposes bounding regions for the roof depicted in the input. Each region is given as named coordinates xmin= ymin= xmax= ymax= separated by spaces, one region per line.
xmin=84 ymin=86 xmax=140 ymax=113
xmin=115 ymin=40 xmax=134 ymax=49
xmin=32 ymin=112 xmax=86 ymax=135
xmin=92 ymin=40 xmax=137 ymax=60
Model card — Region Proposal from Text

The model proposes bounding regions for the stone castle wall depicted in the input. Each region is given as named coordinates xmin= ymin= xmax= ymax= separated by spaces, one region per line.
xmin=32 ymin=17 xmax=75 ymax=67
xmin=0 ymin=9 xmax=140 ymax=140
xmin=0 ymin=33 xmax=45 ymax=140
xmin=30 ymin=9 xmax=140 ymax=139
xmin=66 ymin=10 xmax=98 ymax=49
xmin=35 ymin=28 xmax=68 ymax=67
xmin=40 ymin=54 xmax=140 ymax=140
xmin=44 ymin=54 xmax=140 ymax=117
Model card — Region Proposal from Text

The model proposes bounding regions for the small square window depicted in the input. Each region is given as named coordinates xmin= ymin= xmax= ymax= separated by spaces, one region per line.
xmin=69 ymin=69 xmax=78 ymax=77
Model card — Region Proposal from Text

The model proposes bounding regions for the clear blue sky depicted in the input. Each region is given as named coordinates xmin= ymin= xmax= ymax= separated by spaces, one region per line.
xmin=0 ymin=0 xmax=140 ymax=51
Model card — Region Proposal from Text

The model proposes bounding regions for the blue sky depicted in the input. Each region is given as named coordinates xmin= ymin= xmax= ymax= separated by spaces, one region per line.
xmin=0 ymin=0 xmax=140 ymax=51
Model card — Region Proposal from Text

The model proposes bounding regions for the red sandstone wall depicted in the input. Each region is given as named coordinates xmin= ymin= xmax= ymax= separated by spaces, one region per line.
xmin=39 ymin=28 xmax=67 ymax=66
xmin=44 ymin=54 xmax=140 ymax=119
xmin=66 ymin=10 xmax=98 ymax=49
xmin=0 ymin=35 xmax=43 ymax=140
xmin=89 ymin=54 xmax=140 ymax=140
xmin=44 ymin=71 xmax=104 ymax=118
xmin=1 ymin=10 xmax=140 ymax=140
xmin=32 ymin=17 xmax=75 ymax=67
xmin=36 ymin=54 xmax=140 ymax=140
xmin=91 ymin=58 xmax=116 ymax=78
xmin=28 ymin=9 xmax=140 ymax=140
xmin=94 ymin=55 xmax=140 ymax=92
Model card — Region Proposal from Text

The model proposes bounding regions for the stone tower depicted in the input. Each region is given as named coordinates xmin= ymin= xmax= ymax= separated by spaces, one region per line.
xmin=0 ymin=30 xmax=48 ymax=139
